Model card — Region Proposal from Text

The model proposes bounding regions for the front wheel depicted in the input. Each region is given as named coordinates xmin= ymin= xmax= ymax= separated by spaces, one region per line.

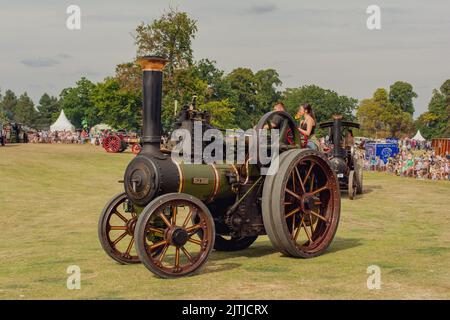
xmin=98 ymin=193 xmax=140 ymax=264
xmin=134 ymin=193 xmax=215 ymax=278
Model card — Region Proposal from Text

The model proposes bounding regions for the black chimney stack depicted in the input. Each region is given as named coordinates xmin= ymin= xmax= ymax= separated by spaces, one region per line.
xmin=138 ymin=56 xmax=168 ymax=154
xmin=332 ymin=115 xmax=344 ymax=158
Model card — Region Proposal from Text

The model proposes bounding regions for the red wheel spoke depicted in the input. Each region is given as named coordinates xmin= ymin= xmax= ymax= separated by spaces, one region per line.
xmin=114 ymin=211 xmax=128 ymax=223
xmin=182 ymin=209 xmax=194 ymax=228
xmin=149 ymin=239 xmax=167 ymax=251
xmin=146 ymin=227 xmax=164 ymax=235
xmin=157 ymin=244 xmax=169 ymax=262
xmin=109 ymin=225 xmax=127 ymax=231
xmin=171 ymin=206 xmax=178 ymax=225
xmin=294 ymin=216 xmax=304 ymax=241
xmin=309 ymin=185 xmax=329 ymax=196
xmin=285 ymin=207 xmax=300 ymax=219
xmin=113 ymin=231 xmax=128 ymax=246
xmin=301 ymin=220 xmax=312 ymax=243
xmin=125 ymin=236 xmax=134 ymax=255
xmin=186 ymin=223 xmax=202 ymax=233
xmin=294 ymin=166 xmax=306 ymax=193
xmin=286 ymin=188 xmax=301 ymax=201
xmin=308 ymin=213 xmax=315 ymax=235
xmin=187 ymin=237 xmax=202 ymax=245
xmin=181 ymin=246 xmax=193 ymax=262
xmin=303 ymin=162 xmax=315 ymax=186
xmin=174 ymin=248 xmax=180 ymax=269
xmin=310 ymin=210 xmax=328 ymax=222
xmin=159 ymin=212 xmax=172 ymax=227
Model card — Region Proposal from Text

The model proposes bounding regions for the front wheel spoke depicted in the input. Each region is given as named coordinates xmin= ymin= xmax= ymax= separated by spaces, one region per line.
xmin=285 ymin=207 xmax=300 ymax=219
xmin=186 ymin=224 xmax=202 ymax=233
xmin=182 ymin=209 xmax=194 ymax=228
xmin=109 ymin=225 xmax=127 ymax=231
xmin=181 ymin=246 xmax=193 ymax=262
xmin=124 ymin=237 xmax=134 ymax=255
xmin=187 ymin=237 xmax=202 ymax=245
xmin=171 ymin=206 xmax=178 ymax=225
xmin=174 ymin=247 xmax=180 ymax=268
xmin=112 ymin=231 xmax=128 ymax=246
xmin=149 ymin=239 xmax=167 ymax=251
xmin=157 ymin=244 xmax=169 ymax=262
xmin=146 ymin=226 xmax=165 ymax=235
xmin=114 ymin=211 xmax=128 ymax=223
xmin=310 ymin=210 xmax=328 ymax=223
xmin=159 ymin=212 xmax=172 ymax=227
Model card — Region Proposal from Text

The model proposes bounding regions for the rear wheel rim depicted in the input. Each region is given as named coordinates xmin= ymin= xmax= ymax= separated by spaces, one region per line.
xmin=282 ymin=155 xmax=339 ymax=253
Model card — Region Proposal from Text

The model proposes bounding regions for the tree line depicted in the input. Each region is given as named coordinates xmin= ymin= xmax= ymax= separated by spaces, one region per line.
xmin=0 ymin=8 xmax=448 ymax=139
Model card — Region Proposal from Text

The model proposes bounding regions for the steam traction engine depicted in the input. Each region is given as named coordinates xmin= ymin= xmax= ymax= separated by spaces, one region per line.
xmin=319 ymin=116 xmax=363 ymax=199
xmin=102 ymin=132 xmax=142 ymax=154
xmin=98 ymin=56 xmax=341 ymax=278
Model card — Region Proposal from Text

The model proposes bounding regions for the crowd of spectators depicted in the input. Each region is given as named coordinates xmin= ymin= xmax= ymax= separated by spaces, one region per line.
xmin=29 ymin=129 xmax=102 ymax=145
xmin=364 ymin=138 xmax=449 ymax=181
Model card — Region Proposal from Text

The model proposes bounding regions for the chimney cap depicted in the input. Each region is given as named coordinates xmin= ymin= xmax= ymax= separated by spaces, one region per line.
xmin=138 ymin=56 xmax=168 ymax=71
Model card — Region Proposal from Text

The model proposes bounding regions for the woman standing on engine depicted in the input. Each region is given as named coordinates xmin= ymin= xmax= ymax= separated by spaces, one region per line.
xmin=296 ymin=103 xmax=319 ymax=150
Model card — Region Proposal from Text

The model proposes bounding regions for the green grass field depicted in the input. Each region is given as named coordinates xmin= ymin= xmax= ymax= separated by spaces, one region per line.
xmin=1 ymin=144 xmax=449 ymax=299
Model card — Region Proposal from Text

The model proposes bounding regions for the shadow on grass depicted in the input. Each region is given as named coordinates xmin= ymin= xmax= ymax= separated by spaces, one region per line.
xmin=327 ymin=237 xmax=363 ymax=254
xmin=1 ymin=144 xmax=20 ymax=147
xmin=210 ymin=240 xmax=276 ymax=261
xmin=362 ymin=185 xmax=382 ymax=194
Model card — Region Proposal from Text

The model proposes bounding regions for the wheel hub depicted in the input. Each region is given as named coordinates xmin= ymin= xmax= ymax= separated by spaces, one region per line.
xmin=168 ymin=227 xmax=189 ymax=247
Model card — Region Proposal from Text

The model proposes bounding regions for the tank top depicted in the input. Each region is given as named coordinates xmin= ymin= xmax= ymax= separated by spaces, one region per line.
xmin=300 ymin=118 xmax=316 ymax=136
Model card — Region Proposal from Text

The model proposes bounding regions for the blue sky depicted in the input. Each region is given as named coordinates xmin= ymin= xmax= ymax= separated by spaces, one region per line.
xmin=0 ymin=0 xmax=449 ymax=116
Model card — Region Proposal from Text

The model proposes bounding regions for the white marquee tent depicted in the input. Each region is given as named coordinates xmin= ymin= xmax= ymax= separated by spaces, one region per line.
xmin=412 ymin=130 xmax=426 ymax=141
xmin=50 ymin=110 xmax=75 ymax=132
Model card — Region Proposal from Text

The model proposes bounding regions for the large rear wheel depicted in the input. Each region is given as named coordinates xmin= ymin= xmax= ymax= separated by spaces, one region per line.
xmin=262 ymin=149 xmax=340 ymax=258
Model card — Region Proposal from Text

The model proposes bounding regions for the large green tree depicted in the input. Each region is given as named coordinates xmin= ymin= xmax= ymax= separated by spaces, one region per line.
xmin=0 ymin=89 xmax=18 ymax=121
xmin=357 ymin=87 xmax=414 ymax=138
xmin=59 ymin=77 xmax=98 ymax=128
xmin=14 ymin=93 xmax=39 ymax=127
xmin=283 ymin=85 xmax=357 ymax=125
xmin=92 ymin=78 xmax=142 ymax=131
xmin=389 ymin=81 xmax=418 ymax=115
xmin=134 ymin=8 xmax=197 ymax=77
xmin=415 ymin=79 xmax=450 ymax=138
xmin=36 ymin=93 xmax=60 ymax=129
